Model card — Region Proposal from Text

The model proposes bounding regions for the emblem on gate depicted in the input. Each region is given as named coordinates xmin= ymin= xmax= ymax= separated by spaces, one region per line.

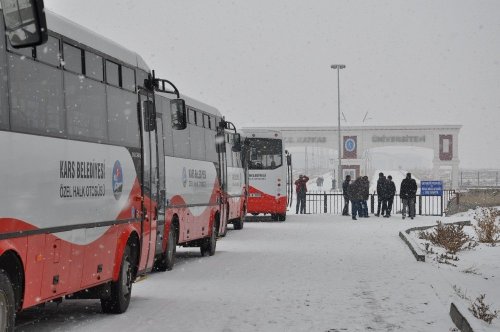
xmin=345 ymin=138 xmax=356 ymax=152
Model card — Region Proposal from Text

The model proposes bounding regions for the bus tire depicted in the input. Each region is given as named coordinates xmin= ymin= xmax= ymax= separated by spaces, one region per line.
xmin=219 ymin=205 xmax=229 ymax=237
xmin=0 ymin=269 xmax=15 ymax=332
xmin=200 ymin=222 xmax=217 ymax=257
xmin=233 ymin=215 xmax=244 ymax=230
xmin=101 ymin=244 xmax=133 ymax=314
xmin=277 ymin=214 xmax=286 ymax=222
xmin=155 ymin=224 xmax=177 ymax=272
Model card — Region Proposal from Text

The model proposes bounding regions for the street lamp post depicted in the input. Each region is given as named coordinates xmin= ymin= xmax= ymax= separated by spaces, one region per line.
xmin=331 ymin=64 xmax=345 ymax=190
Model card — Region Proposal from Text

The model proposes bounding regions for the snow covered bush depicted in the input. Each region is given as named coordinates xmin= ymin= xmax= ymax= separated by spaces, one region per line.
xmin=474 ymin=207 xmax=500 ymax=245
xmin=419 ymin=222 xmax=473 ymax=254
xmin=469 ymin=294 xmax=499 ymax=324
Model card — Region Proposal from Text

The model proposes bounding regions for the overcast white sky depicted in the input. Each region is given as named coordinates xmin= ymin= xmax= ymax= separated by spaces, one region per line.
xmin=44 ymin=0 xmax=500 ymax=169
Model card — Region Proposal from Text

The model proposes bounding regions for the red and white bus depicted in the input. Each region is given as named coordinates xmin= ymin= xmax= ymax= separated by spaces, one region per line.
xmin=0 ymin=1 xmax=191 ymax=328
xmin=151 ymin=94 xmax=247 ymax=271
xmin=242 ymin=130 xmax=292 ymax=221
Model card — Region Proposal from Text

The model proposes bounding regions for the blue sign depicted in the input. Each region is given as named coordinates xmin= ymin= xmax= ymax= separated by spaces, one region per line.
xmin=345 ymin=138 xmax=356 ymax=152
xmin=420 ymin=181 xmax=443 ymax=196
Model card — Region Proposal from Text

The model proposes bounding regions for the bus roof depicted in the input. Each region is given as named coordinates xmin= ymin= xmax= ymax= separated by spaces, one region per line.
xmin=241 ymin=129 xmax=283 ymax=139
xmin=46 ymin=10 xmax=150 ymax=72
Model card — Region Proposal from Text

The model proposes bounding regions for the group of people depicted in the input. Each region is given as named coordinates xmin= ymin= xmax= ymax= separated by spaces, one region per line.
xmin=342 ymin=172 xmax=418 ymax=220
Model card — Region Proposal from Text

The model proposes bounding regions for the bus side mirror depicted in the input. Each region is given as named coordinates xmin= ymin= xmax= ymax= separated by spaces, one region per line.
xmin=215 ymin=132 xmax=226 ymax=153
xmin=1 ymin=0 xmax=48 ymax=48
xmin=231 ymin=133 xmax=242 ymax=152
xmin=170 ymin=99 xmax=186 ymax=130
xmin=143 ymin=100 xmax=156 ymax=132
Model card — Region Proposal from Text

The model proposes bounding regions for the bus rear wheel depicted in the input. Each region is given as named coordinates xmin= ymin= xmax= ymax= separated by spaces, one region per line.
xmin=154 ymin=224 xmax=177 ymax=272
xmin=200 ymin=223 xmax=217 ymax=257
xmin=101 ymin=244 xmax=133 ymax=314
xmin=0 ymin=270 xmax=15 ymax=332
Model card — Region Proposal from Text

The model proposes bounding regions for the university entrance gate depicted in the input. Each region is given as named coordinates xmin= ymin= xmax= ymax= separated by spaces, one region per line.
xmin=242 ymin=125 xmax=461 ymax=189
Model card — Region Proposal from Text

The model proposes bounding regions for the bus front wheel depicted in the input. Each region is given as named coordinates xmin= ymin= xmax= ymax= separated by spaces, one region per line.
xmin=0 ymin=269 xmax=15 ymax=332
xmin=101 ymin=244 xmax=133 ymax=314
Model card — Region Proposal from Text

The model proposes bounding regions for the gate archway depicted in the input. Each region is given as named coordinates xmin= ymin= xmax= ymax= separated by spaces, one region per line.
xmin=242 ymin=125 xmax=461 ymax=189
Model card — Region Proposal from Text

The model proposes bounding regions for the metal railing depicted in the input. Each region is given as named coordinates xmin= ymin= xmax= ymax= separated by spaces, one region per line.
xmin=304 ymin=190 xmax=455 ymax=216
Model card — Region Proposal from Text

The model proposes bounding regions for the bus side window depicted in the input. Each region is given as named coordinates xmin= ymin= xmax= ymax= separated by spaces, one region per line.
xmin=105 ymin=60 xmax=120 ymax=87
xmin=85 ymin=51 xmax=103 ymax=81
xmin=122 ymin=66 xmax=136 ymax=92
xmin=63 ymin=43 xmax=83 ymax=74
xmin=203 ymin=114 xmax=210 ymax=129
xmin=188 ymin=109 xmax=196 ymax=125
xmin=36 ymin=35 xmax=60 ymax=67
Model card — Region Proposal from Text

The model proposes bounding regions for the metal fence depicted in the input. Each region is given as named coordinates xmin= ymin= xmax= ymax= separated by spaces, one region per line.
xmin=304 ymin=190 xmax=455 ymax=216
xmin=460 ymin=170 xmax=500 ymax=188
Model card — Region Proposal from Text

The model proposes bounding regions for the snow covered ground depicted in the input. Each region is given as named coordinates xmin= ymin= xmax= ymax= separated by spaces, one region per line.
xmin=408 ymin=207 xmax=500 ymax=332
xmin=15 ymin=213 xmax=492 ymax=331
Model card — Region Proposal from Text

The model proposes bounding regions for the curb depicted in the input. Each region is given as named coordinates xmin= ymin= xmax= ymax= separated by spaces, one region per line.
xmin=399 ymin=231 xmax=425 ymax=262
xmin=450 ymin=302 xmax=474 ymax=332
xmin=399 ymin=220 xmax=471 ymax=262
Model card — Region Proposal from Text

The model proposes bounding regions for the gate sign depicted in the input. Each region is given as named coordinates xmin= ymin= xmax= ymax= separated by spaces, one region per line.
xmin=420 ymin=181 xmax=443 ymax=196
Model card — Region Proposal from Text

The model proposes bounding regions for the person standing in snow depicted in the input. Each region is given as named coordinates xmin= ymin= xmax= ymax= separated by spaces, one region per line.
xmin=295 ymin=174 xmax=309 ymax=214
xmin=400 ymin=173 xmax=417 ymax=219
xmin=360 ymin=176 xmax=370 ymax=217
xmin=375 ymin=173 xmax=388 ymax=217
xmin=384 ymin=175 xmax=396 ymax=217
xmin=347 ymin=177 xmax=363 ymax=220
xmin=342 ymin=174 xmax=351 ymax=216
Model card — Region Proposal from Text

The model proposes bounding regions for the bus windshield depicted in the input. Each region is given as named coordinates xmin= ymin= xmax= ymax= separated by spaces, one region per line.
xmin=247 ymin=138 xmax=282 ymax=170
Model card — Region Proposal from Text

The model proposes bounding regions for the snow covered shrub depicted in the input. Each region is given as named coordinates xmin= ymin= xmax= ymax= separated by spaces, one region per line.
xmin=419 ymin=222 xmax=472 ymax=254
xmin=469 ymin=294 xmax=499 ymax=324
xmin=474 ymin=207 xmax=500 ymax=245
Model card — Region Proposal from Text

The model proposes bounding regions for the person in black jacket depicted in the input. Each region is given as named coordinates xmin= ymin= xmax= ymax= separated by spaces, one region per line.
xmin=360 ymin=176 xmax=370 ymax=217
xmin=347 ymin=177 xmax=363 ymax=220
xmin=384 ymin=175 xmax=396 ymax=217
xmin=400 ymin=173 xmax=417 ymax=219
xmin=342 ymin=175 xmax=351 ymax=216
xmin=375 ymin=173 xmax=388 ymax=217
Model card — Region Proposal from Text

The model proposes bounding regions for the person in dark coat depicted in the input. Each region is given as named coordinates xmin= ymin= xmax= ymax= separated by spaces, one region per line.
xmin=375 ymin=173 xmax=388 ymax=217
xmin=384 ymin=175 xmax=396 ymax=217
xmin=360 ymin=176 xmax=370 ymax=217
xmin=295 ymin=175 xmax=309 ymax=214
xmin=342 ymin=175 xmax=351 ymax=216
xmin=347 ymin=177 xmax=363 ymax=220
xmin=400 ymin=173 xmax=417 ymax=219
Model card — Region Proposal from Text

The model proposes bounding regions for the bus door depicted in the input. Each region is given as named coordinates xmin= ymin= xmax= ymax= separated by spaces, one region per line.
xmin=139 ymin=90 xmax=159 ymax=271
xmin=154 ymin=113 xmax=166 ymax=256
xmin=216 ymin=130 xmax=228 ymax=234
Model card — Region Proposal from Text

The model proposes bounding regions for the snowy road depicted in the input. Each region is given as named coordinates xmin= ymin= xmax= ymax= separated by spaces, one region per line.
xmin=16 ymin=215 xmax=458 ymax=331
